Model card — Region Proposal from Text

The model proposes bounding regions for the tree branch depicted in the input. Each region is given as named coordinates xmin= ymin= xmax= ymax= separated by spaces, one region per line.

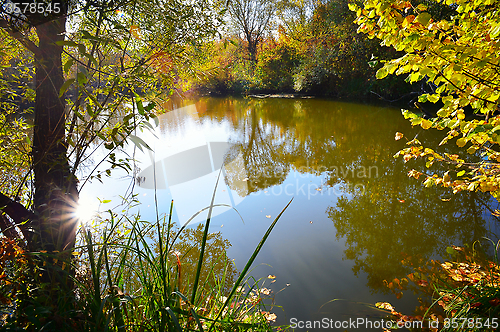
xmin=0 ymin=214 xmax=21 ymax=240
xmin=0 ymin=191 xmax=35 ymax=241
xmin=0 ymin=18 xmax=40 ymax=56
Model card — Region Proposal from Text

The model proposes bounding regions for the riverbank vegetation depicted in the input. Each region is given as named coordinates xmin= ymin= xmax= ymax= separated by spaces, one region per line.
xmin=185 ymin=0 xmax=419 ymax=101
xmin=0 ymin=198 xmax=287 ymax=330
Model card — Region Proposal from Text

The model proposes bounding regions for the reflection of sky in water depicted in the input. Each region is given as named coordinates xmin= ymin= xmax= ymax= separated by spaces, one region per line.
xmin=79 ymin=98 xmax=500 ymax=331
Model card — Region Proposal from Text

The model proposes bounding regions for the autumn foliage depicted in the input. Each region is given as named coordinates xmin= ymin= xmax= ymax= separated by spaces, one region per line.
xmin=352 ymin=0 xmax=500 ymax=199
xmin=378 ymin=245 xmax=500 ymax=331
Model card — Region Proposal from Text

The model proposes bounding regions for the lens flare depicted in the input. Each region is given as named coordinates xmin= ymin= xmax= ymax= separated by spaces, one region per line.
xmin=74 ymin=193 xmax=99 ymax=224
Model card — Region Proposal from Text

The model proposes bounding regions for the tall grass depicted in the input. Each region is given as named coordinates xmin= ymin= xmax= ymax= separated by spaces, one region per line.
xmin=0 ymin=170 xmax=291 ymax=332
xmin=70 ymin=196 xmax=292 ymax=332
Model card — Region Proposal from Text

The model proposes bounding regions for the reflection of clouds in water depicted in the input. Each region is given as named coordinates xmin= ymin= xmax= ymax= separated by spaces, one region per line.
xmin=134 ymin=104 xmax=250 ymax=223
xmin=135 ymin=142 xmax=249 ymax=222
xmin=136 ymin=142 xmax=248 ymax=192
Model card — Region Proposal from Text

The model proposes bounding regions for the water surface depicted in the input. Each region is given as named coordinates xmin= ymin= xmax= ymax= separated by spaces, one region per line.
xmin=80 ymin=96 xmax=500 ymax=330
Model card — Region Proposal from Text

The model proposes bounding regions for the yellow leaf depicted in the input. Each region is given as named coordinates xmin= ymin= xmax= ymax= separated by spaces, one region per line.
xmin=415 ymin=12 xmax=431 ymax=25
xmin=421 ymin=119 xmax=432 ymax=129
xmin=456 ymin=138 xmax=467 ymax=147
xmin=467 ymin=146 xmax=478 ymax=154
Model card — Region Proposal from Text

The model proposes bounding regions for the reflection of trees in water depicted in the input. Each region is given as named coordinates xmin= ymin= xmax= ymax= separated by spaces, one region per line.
xmin=328 ymin=180 xmax=497 ymax=292
xmin=224 ymin=106 xmax=294 ymax=194
xmin=119 ymin=223 xmax=237 ymax=298
xmin=195 ymin=96 xmax=500 ymax=295
xmin=168 ymin=223 xmax=238 ymax=296
xmin=323 ymin=113 xmax=500 ymax=293
xmin=194 ymin=97 xmax=299 ymax=195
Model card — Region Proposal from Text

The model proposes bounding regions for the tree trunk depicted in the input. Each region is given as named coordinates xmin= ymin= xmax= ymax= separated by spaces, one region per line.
xmin=247 ymin=36 xmax=258 ymax=63
xmin=32 ymin=15 xmax=78 ymax=272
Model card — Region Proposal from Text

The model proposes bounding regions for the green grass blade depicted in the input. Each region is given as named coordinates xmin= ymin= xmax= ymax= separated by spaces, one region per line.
xmin=191 ymin=169 xmax=223 ymax=305
xmin=169 ymin=203 xmax=237 ymax=250
xmin=165 ymin=307 xmax=183 ymax=332
xmin=171 ymin=291 xmax=204 ymax=332
xmin=209 ymin=198 xmax=293 ymax=331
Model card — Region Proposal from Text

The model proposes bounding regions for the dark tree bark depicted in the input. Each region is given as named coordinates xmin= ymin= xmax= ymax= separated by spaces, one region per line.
xmin=1 ymin=2 xmax=79 ymax=289
xmin=31 ymin=14 xmax=79 ymax=255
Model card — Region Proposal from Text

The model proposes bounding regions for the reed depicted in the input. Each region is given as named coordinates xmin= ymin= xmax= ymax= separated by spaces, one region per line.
xmin=70 ymin=196 xmax=291 ymax=331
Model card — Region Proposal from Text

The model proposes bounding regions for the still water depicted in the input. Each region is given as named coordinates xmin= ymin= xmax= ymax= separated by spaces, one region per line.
xmin=80 ymin=96 xmax=500 ymax=330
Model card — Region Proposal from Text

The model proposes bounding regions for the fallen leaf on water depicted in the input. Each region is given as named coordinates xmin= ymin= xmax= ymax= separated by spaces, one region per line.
xmin=260 ymin=288 xmax=271 ymax=295
xmin=441 ymin=198 xmax=451 ymax=202
xmin=309 ymin=221 xmax=313 ymax=224
xmin=376 ymin=302 xmax=394 ymax=312
xmin=417 ymin=280 xmax=429 ymax=287
xmin=395 ymin=132 xmax=404 ymax=140
xmin=266 ymin=215 xmax=271 ymax=218
xmin=262 ymin=312 xmax=277 ymax=323
xmin=268 ymin=275 xmax=276 ymax=279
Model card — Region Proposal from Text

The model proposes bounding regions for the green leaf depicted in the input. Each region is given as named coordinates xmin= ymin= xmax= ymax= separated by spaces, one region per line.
xmin=77 ymin=72 xmax=88 ymax=86
xmin=437 ymin=109 xmax=449 ymax=117
xmin=77 ymin=44 xmax=86 ymax=54
xmin=457 ymin=170 xmax=466 ymax=176
xmin=415 ymin=12 xmax=432 ymax=25
xmin=64 ymin=59 xmax=74 ymax=74
xmin=144 ymin=101 xmax=156 ymax=113
xmin=83 ymin=52 xmax=99 ymax=68
xmin=128 ymin=135 xmax=152 ymax=152
xmin=59 ymin=79 xmax=75 ymax=97
xmin=135 ymin=96 xmax=145 ymax=115
xmin=411 ymin=118 xmax=423 ymax=125
xmin=418 ymin=94 xmax=429 ymax=103
xmin=56 ymin=40 xmax=78 ymax=47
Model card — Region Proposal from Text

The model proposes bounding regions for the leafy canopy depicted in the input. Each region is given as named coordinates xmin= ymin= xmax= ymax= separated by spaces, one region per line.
xmin=351 ymin=0 xmax=500 ymax=197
